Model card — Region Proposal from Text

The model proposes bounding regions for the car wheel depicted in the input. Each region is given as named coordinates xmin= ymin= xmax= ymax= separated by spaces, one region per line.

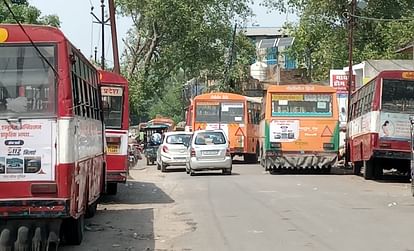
xmin=156 ymin=161 xmax=161 ymax=170
xmin=189 ymin=166 xmax=195 ymax=176
xmin=161 ymin=162 xmax=167 ymax=172
xmin=222 ymin=168 xmax=232 ymax=175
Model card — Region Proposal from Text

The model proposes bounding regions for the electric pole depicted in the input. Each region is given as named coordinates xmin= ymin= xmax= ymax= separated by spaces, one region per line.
xmin=108 ymin=0 xmax=120 ymax=74
xmin=91 ymin=0 xmax=109 ymax=70
xmin=346 ymin=0 xmax=356 ymax=165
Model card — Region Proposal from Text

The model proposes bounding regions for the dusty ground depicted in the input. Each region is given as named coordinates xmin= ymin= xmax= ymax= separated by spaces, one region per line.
xmin=61 ymin=160 xmax=194 ymax=251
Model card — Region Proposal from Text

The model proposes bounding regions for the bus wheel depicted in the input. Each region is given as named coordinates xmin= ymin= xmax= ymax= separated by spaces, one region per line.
xmin=353 ymin=161 xmax=362 ymax=175
xmin=244 ymin=154 xmax=255 ymax=164
xmin=62 ymin=215 xmax=84 ymax=245
xmin=85 ymin=201 xmax=98 ymax=218
xmin=106 ymin=183 xmax=118 ymax=195
xmin=363 ymin=159 xmax=375 ymax=180
xmin=411 ymin=179 xmax=414 ymax=197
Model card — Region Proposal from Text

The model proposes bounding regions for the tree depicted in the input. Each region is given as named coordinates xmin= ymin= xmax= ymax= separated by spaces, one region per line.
xmin=263 ymin=0 xmax=414 ymax=80
xmin=117 ymin=0 xmax=254 ymax=122
xmin=0 ymin=0 xmax=60 ymax=27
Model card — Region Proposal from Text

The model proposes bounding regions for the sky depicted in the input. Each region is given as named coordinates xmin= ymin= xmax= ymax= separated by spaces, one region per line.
xmin=28 ymin=0 xmax=295 ymax=67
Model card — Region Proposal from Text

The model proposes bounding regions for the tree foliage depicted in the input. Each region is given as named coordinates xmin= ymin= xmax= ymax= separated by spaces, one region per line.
xmin=117 ymin=0 xmax=254 ymax=123
xmin=264 ymin=0 xmax=414 ymax=80
xmin=0 ymin=0 xmax=60 ymax=27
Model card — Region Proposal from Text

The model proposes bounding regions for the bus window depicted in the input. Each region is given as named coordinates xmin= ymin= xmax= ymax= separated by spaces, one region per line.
xmin=0 ymin=45 xmax=56 ymax=116
xmin=102 ymin=86 xmax=123 ymax=128
xmin=382 ymin=79 xmax=414 ymax=113
xmin=271 ymin=93 xmax=332 ymax=117
xmin=221 ymin=103 xmax=244 ymax=123
xmin=195 ymin=103 xmax=219 ymax=122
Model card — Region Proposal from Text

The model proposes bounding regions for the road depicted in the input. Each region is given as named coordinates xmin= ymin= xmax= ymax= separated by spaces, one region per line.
xmin=62 ymin=160 xmax=414 ymax=251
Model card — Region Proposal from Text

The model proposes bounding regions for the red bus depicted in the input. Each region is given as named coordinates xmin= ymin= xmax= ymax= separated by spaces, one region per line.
xmin=347 ymin=70 xmax=414 ymax=179
xmin=0 ymin=24 xmax=105 ymax=247
xmin=190 ymin=92 xmax=262 ymax=162
xmin=99 ymin=70 xmax=129 ymax=195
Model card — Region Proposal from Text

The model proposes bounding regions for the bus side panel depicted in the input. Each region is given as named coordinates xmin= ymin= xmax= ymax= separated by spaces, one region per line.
xmin=70 ymin=117 xmax=104 ymax=217
xmin=246 ymin=123 xmax=256 ymax=154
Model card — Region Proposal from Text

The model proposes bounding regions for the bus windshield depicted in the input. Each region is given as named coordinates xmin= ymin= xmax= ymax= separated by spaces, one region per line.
xmin=0 ymin=45 xmax=56 ymax=117
xmin=382 ymin=79 xmax=414 ymax=113
xmin=271 ymin=93 xmax=332 ymax=117
xmin=102 ymin=86 xmax=123 ymax=129
xmin=195 ymin=102 xmax=244 ymax=123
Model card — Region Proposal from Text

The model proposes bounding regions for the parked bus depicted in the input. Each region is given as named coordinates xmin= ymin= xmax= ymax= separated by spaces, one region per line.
xmin=347 ymin=70 xmax=414 ymax=180
xmin=99 ymin=70 xmax=129 ymax=195
xmin=260 ymin=84 xmax=339 ymax=173
xmin=191 ymin=92 xmax=262 ymax=162
xmin=0 ymin=24 xmax=105 ymax=247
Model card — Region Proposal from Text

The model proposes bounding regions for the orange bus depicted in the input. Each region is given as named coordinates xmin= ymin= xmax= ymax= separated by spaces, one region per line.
xmin=260 ymin=84 xmax=339 ymax=173
xmin=191 ymin=92 xmax=261 ymax=162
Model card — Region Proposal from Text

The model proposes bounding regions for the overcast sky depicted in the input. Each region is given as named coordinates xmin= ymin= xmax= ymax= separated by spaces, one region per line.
xmin=28 ymin=0 xmax=294 ymax=66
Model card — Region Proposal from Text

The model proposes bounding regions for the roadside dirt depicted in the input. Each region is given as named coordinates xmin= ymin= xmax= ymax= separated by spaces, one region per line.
xmin=61 ymin=161 xmax=195 ymax=251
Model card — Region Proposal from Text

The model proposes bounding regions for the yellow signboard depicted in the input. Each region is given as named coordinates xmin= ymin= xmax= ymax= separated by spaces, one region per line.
xmin=272 ymin=94 xmax=304 ymax=101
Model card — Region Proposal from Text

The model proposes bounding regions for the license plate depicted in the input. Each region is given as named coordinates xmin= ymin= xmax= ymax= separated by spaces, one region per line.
xmin=174 ymin=157 xmax=186 ymax=160
xmin=107 ymin=144 xmax=120 ymax=153
xmin=203 ymin=150 xmax=218 ymax=155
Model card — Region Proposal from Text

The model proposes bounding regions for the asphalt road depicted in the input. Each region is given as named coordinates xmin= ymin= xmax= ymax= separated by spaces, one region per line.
xmin=62 ymin=160 xmax=414 ymax=251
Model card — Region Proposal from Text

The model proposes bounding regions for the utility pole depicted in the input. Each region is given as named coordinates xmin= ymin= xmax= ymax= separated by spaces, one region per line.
xmin=108 ymin=0 xmax=120 ymax=74
xmin=346 ymin=0 xmax=356 ymax=165
xmin=225 ymin=23 xmax=238 ymax=91
xmin=347 ymin=0 xmax=356 ymax=120
xmin=91 ymin=0 xmax=110 ymax=70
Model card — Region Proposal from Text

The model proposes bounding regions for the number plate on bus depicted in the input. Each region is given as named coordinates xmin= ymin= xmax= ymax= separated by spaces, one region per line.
xmin=107 ymin=144 xmax=120 ymax=153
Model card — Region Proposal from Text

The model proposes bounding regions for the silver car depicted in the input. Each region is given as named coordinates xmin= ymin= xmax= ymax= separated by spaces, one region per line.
xmin=156 ymin=132 xmax=192 ymax=172
xmin=185 ymin=129 xmax=232 ymax=176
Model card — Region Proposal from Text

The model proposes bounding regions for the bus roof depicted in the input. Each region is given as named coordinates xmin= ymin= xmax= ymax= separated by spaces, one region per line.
xmin=0 ymin=24 xmax=66 ymax=43
xmin=266 ymin=84 xmax=336 ymax=93
xmin=194 ymin=92 xmax=246 ymax=101
xmin=99 ymin=70 xmax=128 ymax=86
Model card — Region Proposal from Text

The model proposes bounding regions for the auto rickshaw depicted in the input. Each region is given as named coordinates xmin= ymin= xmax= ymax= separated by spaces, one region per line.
xmin=142 ymin=124 xmax=169 ymax=165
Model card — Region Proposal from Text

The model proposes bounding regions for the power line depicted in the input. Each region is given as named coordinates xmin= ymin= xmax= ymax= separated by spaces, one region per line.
xmin=349 ymin=13 xmax=414 ymax=22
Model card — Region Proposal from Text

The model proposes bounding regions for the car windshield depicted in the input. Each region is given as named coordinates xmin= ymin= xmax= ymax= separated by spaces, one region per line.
xmin=0 ymin=45 xmax=56 ymax=117
xmin=166 ymin=134 xmax=191 ymax=145
xmin=194 ymin=131 xmax=226 ymax=145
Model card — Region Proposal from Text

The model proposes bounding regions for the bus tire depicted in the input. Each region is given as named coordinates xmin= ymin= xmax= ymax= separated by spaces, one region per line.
xmin=411 ymin=178 xmax=414 ymax=197
xmin=62 ymin=215 xmax=84 ymax=245
xmin=363 ymin=159 xmax=375 ymax=180
xmin=106 ymin=182 xmax=118 ymax=195
xmin=353 ymin=161 xmax=362 ymax=175
xmin=85 ymin=201 xmax=98 ymax=218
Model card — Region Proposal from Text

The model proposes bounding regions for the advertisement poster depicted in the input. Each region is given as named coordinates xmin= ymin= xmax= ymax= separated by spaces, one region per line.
xmin=379 ymin=112 xmax=410 ymax=139
xmin=0 ymin=120 xmax=54 ymax=181
xmin=269 ymin=120 xmax=299 ymax=142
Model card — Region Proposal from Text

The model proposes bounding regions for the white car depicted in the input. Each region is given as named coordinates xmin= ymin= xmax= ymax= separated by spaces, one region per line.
xmin=156 ymin=132 xmax=192 ymax=172
xmin=185 ymin=129 xmax=232 ymax=176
